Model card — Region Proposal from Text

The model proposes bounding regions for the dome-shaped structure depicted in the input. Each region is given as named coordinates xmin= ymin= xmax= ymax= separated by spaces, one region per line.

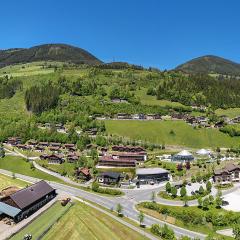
xmin=196 ymin=149 xmax=211 ymax=156
xmin=172 ymin=150 xmax=194 ymax=162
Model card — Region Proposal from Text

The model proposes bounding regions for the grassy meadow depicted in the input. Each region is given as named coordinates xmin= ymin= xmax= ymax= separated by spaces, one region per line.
xmin=105 ymin=120 xmax=240 ymax=148
xmin=11 ymin=201 xmax=148 ymax=240
xmin=43 ymin=202 xmax=148 ymax=240
xmin=11 ymin=202 xmax=70 ymax=240
xmin=0 ymin=156 xmax=65 ymax=183
xmin=0 ymin=173 xmax=27 ymax=191
xmin=135 ymin=88 xmax=186 ymax=107
xmin=215 ymin=108 xmax=240 ymax=118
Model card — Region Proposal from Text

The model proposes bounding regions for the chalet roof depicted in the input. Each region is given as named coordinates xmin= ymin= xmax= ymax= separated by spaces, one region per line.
xmin=112 ymin=152 xmax=146 ymax=156
xmin=78 ymin=168 xmax=91 ymax=176
xmin=214 ymin=163 xmax=240 ymax=175
xmin=99 ymin=172 xmax=120 ymax=179
xmin=9 ymin=181 xmax=55 ymax=210
xmin=38 ymin=142 xmax=48 ymax=145
xmin=64 ymin=144 xmax=75 ymax=147
xmin=50 ymin=142 xmax=61 ymax=146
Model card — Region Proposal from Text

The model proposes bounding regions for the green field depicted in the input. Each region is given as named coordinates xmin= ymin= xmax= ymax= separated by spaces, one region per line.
xmin=11 ymin=202 xmax=70 ymax=240
xmin=0 ymin=156 xmax=65 ymax=183
xmin=105 ymin=120 xmax=240 ymax=148
xmin=215 ymin=108 xmax=240 ymax=118
xmin=135 ymin=88 xmax=186 ymax=107
xmin=43 ymin=202 xmax=148 ymax=240
xmin=36 ymin=160 xmax=76 ymax=177
xmin=0 ymin=174 xmax=27 ymax=191
xmin=11 ymin=201 xmax=148 ymax=240
xmin=0 ymin=62 xmax=56 ymax=78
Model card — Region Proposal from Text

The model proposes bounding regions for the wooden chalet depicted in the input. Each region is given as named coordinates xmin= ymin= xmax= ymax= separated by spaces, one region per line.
xmin=112 ymin=145 xmax=145 ymax=152
xmin=6 ymin=137 xmax=21 ymax=146
xmin=40 ymin=154 xmax=64 ymax=164
xmin=146 ymin=114 xmax=161 ymax=120
xmin=75 ymin=168 xmax=91 ymax=181
xmin=50 ymin=142 xmax=61 ymax=147
xmin=28 ymin=140 xmax=38 ymax=147
xmin=67 ymin=153 xmax=79 ymax=163
xmin=97 ymin=172 xmax=122 ymax=185
xmin=38 ymin=142 xmax=49 ymax=147
xmin=214 ymin=163 xmax=240 ymax=183
xmin=49 ymin=146 xmax=61 ymax=153
xmin=16 ymin=144 xmax=31 ymax=150
xmin=117 ymin=113 xmax=131 ymax=119
xmin=63 ymin=144 xmax=76 ymax=152
xmin=86 ymin=128 xmax=98 ymax=135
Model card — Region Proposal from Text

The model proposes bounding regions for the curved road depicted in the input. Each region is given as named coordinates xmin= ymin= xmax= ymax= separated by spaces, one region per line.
xmin=0 ymin=167 xmax=206 ymax=239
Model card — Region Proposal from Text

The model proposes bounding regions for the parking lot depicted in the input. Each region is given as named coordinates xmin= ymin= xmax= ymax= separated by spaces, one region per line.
xmin=222 ymin=188 xmax=240 ymax=212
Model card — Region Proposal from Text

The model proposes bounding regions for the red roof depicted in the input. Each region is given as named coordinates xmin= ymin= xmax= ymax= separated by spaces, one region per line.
xmin=79 ymin=168 xmax=90 ymax=176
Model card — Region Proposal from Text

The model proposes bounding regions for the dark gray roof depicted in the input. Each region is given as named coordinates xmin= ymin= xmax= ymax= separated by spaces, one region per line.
xmin=99 ymin=172 xmax=120 ymax=179
xmin=10 ymin=181 xmax=55 ymax=209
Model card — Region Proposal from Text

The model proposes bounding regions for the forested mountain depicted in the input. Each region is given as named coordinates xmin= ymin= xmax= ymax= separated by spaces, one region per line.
xmin=175 ymin=55 xmax=240 ymax=75
xmin=0 ymin=44 xmax=101 ymax=67
xmin=156 ymin=73 xmax=240 ymax=108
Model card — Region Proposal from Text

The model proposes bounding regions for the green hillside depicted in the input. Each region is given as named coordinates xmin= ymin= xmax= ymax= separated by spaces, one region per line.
xmin=105 ymin=120 xmax=240 ymax=148
xmin=1 ymin=59 xmax=240 ymax=149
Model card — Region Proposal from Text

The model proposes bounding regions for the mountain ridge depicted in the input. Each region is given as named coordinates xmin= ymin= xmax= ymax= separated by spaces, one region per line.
xmin=175 ymin=55 xmax=240 ymax=75
xmin=0 ymin=43 xmax=102 ymax=67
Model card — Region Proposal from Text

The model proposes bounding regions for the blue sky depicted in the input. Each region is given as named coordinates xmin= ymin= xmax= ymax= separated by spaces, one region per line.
xmin=0 ymin=0 xmax=239 ymax=69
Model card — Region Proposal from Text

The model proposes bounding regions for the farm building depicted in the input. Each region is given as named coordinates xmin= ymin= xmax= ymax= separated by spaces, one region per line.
xmin=136 ymin=168 xmax=169 ymax=185
xmin=0 ymin=181 xmax=56 ymax=222
xmin=172 ymin=150 xmax=194 ymax=162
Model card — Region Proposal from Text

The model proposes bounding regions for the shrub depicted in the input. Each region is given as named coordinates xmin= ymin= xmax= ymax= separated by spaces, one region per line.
xmin=151 ymin=224 xmax=176 ymax=240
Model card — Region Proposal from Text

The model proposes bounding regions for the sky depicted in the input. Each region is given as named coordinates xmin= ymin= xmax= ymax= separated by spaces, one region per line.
xmin=0 ymin=0 xmax=240 ymax=69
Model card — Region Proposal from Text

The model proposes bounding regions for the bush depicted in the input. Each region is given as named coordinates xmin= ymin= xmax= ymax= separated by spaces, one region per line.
xmin=92 ymin=182 xmax=122 ymax=196
xmin=151 ymin=224 xmax=176 ymax=240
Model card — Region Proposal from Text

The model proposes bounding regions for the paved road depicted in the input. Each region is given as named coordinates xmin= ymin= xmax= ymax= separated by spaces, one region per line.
xmin=0 ymin=168 xmax=206 ymax=239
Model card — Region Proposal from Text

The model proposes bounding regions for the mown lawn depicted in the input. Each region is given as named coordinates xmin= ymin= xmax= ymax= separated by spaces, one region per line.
xmin=43 ymin=202 xmax=148 ymax=240
xmin=105 ymin=120 xmax=240 ymax=148
xmin=0 ymin=174 xmax=27 ymax=190
xmin=0 ymin=156 xmax=65 ymax=183
xmin=11 ymin=202 xmax=69 ymax=240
